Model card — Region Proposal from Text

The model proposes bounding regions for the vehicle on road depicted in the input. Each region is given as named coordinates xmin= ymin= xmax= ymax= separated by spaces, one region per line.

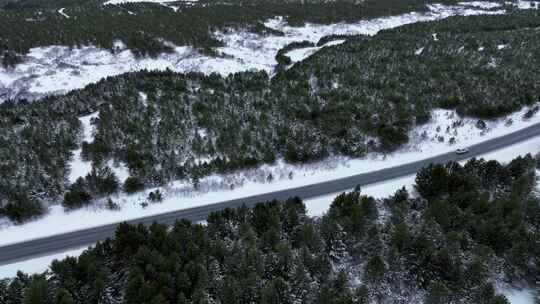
xmin=456 ymin=148 xmax=470 ymax=155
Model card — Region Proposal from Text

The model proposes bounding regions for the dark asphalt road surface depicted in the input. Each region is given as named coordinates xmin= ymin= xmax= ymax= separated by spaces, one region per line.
xmin=1 ymin=122 xmax=540 ymax=266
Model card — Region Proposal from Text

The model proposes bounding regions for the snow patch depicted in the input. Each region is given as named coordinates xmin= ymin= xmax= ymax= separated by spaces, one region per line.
xmin=500 ymin=288 xmax=537 ymax=304
xmin=516 ymin=0 xmax=540 ymax=9
xmin=68 ymin=112 xmax=99 ymax=184
xmin=138 ymin=91 xmax=148 ymax=107
xmin=0 ymin=247 xmax=86 ymax=279
xmin=285 ymin=40 xmax=346 ymax=63
xmin=458 ymin=1 xmax=503 ymax=9
xmin=305 ymin=174 xmax=416 ymax=217
xmin=487 ymin=56 xmax=498 ymax=68
xmin=113 ymin=40 xmax=127 ymax=51
xmin=107 ymin=160 xmax=131 ymax=183
xmin=58 ymin=8 xmax=70 ymax=18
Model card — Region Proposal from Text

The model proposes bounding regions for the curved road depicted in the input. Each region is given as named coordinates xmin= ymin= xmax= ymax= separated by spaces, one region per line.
xmin=2 ymin=122 xmax=540 ymax=266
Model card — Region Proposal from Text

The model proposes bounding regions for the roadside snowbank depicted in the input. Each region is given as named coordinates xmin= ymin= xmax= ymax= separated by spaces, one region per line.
xmin=306 ymin=121 xmax=540 ymax=216
xmin=0 ymin=247 xmax=86 ymax=279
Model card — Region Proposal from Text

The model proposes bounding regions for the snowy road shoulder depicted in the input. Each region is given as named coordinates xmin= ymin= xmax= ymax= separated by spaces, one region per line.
xmin=305 ymin=121 xmax=540 ymax=217
xmin=0 ymin=247 xmax=86 ymax=279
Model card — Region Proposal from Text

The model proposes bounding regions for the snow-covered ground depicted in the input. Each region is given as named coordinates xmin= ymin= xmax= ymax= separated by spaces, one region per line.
xmin=516 ymin=0 xmax=540 ymax=9
xmin=1 ymin=104 xmax=539 ymax=248
xmin=0 ymin=2 xmax=504 ymax=102
xmin=502 ymin=288 xmax=537 ymax=304
xmin=0 ymin=247 xmax=87 ymax=279
xmin=58 ymin=8 xmax=70 ymax=18
xmin=458 ymin=1 xmax=505 ymax=8
xmin=68 ymin=112 xmax=99 ymax=183
xmin=285 ymin=39 xmax=346 ymax=63
xmin=305 ymin=174 xmax=416 ymax=217
xmin=67 ymin=111 xmax=132 ymax=183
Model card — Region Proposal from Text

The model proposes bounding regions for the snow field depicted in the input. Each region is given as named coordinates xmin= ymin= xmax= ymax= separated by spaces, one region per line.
xmin=0 ymin=2 xmax=504 ymax=101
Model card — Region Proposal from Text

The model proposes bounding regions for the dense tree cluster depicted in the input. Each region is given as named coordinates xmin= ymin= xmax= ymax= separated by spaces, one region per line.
xmin=1 ymin=11 xmax=540 ymax=221
xmin=0 ymin=98 xmax=79 ymax=222
xmin=63 ymin=166 xmax=119 ymax=209
xmin=0 ymin=0 xmax=98 ymax=8
xmin=1 ymin=156 xmax=539 ymax=303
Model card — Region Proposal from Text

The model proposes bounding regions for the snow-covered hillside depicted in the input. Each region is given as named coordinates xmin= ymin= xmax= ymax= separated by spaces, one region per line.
xmin=0 ymin=2 xmax=504 ymax=102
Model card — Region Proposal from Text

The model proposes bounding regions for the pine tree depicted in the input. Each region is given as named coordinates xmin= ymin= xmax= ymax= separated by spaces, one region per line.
xmin=290 ymin=262 xmax=314 ymax=304
xmin=23 ymin=277 xmax=49 ymax=304
xmin=425 ymin=282 xmax=450 ymax=304
xmin=220 ymin=277 xmax=239 ymax=304
xmin=54 ymin=289 xmax=74 ymax=304
xmin=320 ymin=216 xmax=347 ymax=261
xmin=0 ymin=279 xmax=9 ymax=304
xmin=364 ymin=256 xmax=385 ymax=283
xmin=5 ymin=274 xmax=28 ymax=304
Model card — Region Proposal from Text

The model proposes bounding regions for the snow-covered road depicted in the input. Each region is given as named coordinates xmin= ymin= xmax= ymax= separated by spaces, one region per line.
xmin=2 ymin=125 xmax=540 ymax=304
xmin=0 ymin=105 xmax=537 ymax=248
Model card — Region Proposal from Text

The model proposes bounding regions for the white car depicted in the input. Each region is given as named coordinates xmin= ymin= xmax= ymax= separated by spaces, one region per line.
xmin=455 ymin=148 xmax=469 ymax=155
